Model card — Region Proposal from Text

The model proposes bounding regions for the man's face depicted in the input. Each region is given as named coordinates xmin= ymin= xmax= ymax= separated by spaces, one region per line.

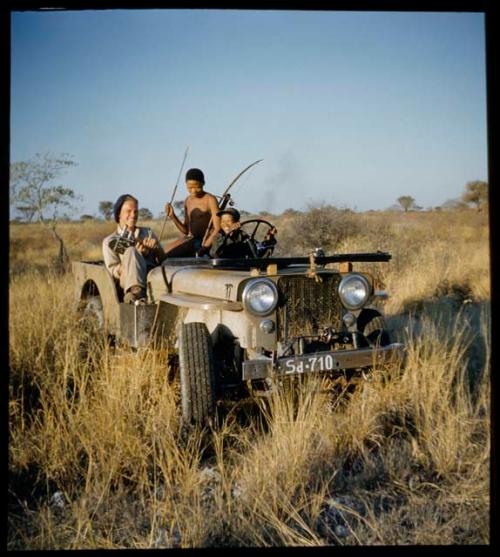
xmin=119 ymin=199 xmax=138 ymax=230
xmin=220 ymin=213 xmax=236 ymax=234
xmin=186 ymin=180 xmax=204 ymax=198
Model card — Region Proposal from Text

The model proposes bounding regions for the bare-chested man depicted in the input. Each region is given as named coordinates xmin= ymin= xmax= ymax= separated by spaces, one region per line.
xmin=164 ymin=168 xmax=221 ymax=257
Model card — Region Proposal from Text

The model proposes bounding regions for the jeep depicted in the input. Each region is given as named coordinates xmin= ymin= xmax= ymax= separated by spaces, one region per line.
xmin=73 ymin=217 xmax=405 ymax=425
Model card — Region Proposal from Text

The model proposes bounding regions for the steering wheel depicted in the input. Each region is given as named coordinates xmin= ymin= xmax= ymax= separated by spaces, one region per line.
xmin=240 ymin=219 xmax=277 ymax=258
xmin=240 ymin=218 xmax=274 ymax=240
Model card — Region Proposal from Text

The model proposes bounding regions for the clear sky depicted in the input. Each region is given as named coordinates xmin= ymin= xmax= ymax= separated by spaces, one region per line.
xmin=10 ymin=9 xmax=488 ymax=217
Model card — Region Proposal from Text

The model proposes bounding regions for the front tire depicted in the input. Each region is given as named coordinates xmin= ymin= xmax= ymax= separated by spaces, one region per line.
xmin=178 ymin=322 xmax=216 ymax=426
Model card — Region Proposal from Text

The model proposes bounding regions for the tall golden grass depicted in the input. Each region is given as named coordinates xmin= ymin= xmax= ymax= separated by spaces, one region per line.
xmin=8 ymin=209 xmax=490 ymax=548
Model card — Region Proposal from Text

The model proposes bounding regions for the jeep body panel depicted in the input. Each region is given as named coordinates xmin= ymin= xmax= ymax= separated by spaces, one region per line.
xmin=73 ymin=258 xmax=384 ymax=354
xmin=147 ymin=265 xmax=250 ymax=303
xmin=160 ymin=292 xmax=243 ymax=311
xmin=73 ymin=261 xmax=121 ymax=335
xmin=152 ymin=263 xmax=376 ymax=355
xmin=73 ymin=260 xmax=157 ymax=347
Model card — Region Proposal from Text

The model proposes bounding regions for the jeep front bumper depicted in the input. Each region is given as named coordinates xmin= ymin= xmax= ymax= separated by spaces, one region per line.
xmin=242 ymin=343 xmax=406 ymax=380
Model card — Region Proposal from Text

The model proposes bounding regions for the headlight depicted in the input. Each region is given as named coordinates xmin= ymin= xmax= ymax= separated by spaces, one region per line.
xmin=242 ymin=279 xmax=278 ymax=316
xmin=338 ymin=274 xmax=371 ymax=310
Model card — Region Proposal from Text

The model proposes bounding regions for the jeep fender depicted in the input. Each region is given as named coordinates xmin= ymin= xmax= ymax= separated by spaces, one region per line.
xmin=72 ymin=261 xmax=121 ymax=335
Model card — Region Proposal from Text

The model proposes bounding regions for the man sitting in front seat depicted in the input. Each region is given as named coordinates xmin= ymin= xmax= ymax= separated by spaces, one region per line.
xmin=102 ymin=194 xmax=165 ymax=304
xmin=209 ymin=207 xmax=253 ymax=259
xmin=209 ymin=208 xmax=277 ymax=259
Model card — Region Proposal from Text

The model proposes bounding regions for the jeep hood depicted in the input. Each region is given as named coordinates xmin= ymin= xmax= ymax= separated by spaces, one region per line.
xmin=147 ymin=264 xmax=253 ymax=303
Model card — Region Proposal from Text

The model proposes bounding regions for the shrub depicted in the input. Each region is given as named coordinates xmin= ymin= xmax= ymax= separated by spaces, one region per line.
xmin=276 ymin=204 xmax=362 ymax=255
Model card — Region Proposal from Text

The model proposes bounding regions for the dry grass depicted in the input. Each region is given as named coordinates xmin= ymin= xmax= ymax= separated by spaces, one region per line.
xmin=8 ymin=208 xmax=490 ymax=548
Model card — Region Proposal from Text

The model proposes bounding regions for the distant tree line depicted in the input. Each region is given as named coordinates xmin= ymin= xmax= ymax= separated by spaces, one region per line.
xmin=96 ymin=200 xmax=157 ymax=221
xmin=10 ymin=151 xmax=488 ymax=234
xmin=395 ymin=180 xmax=488 ymax=213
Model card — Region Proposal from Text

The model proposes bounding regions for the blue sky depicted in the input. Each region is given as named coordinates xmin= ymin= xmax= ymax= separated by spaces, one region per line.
xmin=10 ymin=9 xmax=488 ymax=217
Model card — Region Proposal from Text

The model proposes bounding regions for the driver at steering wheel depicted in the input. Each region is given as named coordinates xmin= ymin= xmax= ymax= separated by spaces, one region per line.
xmin=209 ymin=208 xmax=278 ymax=259
xmin=209 ymin=208 xmax=254 ymax=258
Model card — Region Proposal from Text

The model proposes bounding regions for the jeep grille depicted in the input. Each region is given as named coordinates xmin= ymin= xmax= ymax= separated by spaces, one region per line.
xmin=276 ymin=274 xmax=343 ymax=341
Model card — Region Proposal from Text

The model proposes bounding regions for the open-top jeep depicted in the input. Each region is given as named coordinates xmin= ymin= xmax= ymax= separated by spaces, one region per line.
xmin=73 ymin=218 xmax=405 ymax=425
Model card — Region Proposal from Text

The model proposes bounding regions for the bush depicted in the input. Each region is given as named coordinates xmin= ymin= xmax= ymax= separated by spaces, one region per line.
xmin=276 ymin=204 xmax=362 ymax=255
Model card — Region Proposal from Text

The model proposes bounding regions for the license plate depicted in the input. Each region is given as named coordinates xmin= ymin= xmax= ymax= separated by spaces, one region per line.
xmin=277 ymin=353 xmax=339 ymax=375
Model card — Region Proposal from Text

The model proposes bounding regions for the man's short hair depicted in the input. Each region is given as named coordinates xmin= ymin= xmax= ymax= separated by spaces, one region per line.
xmin=113 ymin=194 xmax=138 ymax=222
xmin=217 ymin=207 xmax=240 ymax=222
xmin=185 ymin=168 xmax=205 ymax=184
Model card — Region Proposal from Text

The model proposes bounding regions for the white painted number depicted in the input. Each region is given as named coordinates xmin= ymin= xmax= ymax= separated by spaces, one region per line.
xmin=283 ymin=354 xmax=336 ymax=374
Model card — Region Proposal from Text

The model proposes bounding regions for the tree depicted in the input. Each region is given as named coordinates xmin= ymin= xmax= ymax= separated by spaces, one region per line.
xmin=160 ymin=201 xmax=185 ymax=220
xmin=462 ymin=180 xmax=488 ymax=211
xmin=138 ymin=207 xmax=153 ymax=220
xmin=80 ymin=214 xmax=95 ymax=221
xmin=397 ymin=195 xmax=416 ymax=212
xmin=10 ymin=152 xmax=81 ymax=272
xmin=441 ymin=198 xmax=468 ymax=211
xmin=99 ymin=201 xmax=114 ymax=220
xmin=280 ymin=203 xmax=361 ymax=253
xmin=15 ymin=205 xmax=37 ymax=222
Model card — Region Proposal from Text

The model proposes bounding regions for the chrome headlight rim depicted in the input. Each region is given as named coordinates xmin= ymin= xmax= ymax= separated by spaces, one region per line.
xmin=242 ymin=278 xmax=279 ymax=317
xmin=338 ymin=273 xmax=371 ymax=310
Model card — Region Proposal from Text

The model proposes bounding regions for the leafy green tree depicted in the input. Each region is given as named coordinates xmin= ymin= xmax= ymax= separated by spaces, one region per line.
xmin=397 ymin=195 xmax=416 ymax=212
xmin=99 ymin=201 xmax=114 ymax=220
xmin=10 ymin=152 xmax=81 ymax=271
xmin=462 ymin=181 xmax=488 ymax=211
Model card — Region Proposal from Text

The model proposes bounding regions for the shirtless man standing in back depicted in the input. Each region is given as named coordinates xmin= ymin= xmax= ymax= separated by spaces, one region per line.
xmin=163 ymin=168 xmax=221 ymax=257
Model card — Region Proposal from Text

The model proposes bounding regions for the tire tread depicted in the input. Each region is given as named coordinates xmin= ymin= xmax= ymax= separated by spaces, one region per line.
xmin=179 ymin=322 xmax=215 ymax=425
